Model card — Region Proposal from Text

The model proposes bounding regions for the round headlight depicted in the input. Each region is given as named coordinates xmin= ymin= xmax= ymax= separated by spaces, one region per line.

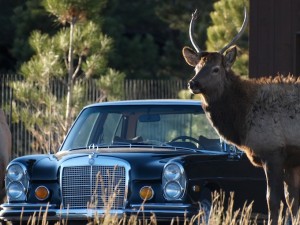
xmin=164 ymin=181 xmax=182 ymax=199
xmin=7 ymin=164 xmax=25 ymax=181
xmin=7 ymin=181 xmax=24 ymax=199
xmin=164 ymin=163 xmax=182 ymax=181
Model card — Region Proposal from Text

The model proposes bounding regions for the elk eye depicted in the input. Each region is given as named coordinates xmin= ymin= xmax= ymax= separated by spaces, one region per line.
xmin=212 ymin=67 xmax=219 ymax=73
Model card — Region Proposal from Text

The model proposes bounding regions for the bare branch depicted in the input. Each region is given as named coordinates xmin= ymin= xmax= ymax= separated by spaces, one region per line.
xmin=72 ymin=55 xmax=83 ymax=80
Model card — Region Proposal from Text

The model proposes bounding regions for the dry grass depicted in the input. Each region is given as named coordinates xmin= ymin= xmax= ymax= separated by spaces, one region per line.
xmin=5 ymin=170 xmax=300 ymax=225
xmin=8 ymin=191 xmax=300 ymax=225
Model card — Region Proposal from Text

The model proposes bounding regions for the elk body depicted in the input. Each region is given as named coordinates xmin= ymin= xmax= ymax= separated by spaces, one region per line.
xmin=0 ymin=109 xmax=11 ymax=202
xmin=183 ymin=9 xmax=300 ymax=225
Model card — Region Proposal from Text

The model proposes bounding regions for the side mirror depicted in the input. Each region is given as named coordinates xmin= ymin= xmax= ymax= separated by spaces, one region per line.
xmin=221 ymin=139 xmax=243 ymax=159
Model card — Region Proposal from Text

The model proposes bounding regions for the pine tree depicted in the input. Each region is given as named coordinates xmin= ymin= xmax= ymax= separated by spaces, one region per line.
xmin=206 ymin=0 xmax=249 ymax=76
xmin=11 ymin=0 xmax=124 ymax=152
xmin=101 ymin=0 xmax=161 ymax=79
xmin=11 ymin=0 xmax=54 ymax=68
xmin=0 ymin=0 xmax=23 ymax=71
xmin=155 ymin=0 xmax=216 ymax=79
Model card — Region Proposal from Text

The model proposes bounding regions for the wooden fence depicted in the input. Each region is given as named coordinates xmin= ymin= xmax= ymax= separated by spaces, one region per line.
xmin=0 ymin=74 xmax=188 ymax=158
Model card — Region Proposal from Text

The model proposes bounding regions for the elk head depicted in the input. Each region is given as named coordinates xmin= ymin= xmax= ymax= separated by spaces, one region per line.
xmin=182 ymin=8 xmax=248 ymax=96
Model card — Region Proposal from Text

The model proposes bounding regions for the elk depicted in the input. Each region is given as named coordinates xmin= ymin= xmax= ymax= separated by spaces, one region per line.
xmin=182 ymin=8 xmax=300 ymax=225
xmin=0 ymin=109 xmax=11 ymax=202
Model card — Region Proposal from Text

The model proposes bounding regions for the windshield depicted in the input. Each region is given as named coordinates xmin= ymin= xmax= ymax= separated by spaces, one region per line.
xmin=60 ymin=104 xmax=221 ymax=151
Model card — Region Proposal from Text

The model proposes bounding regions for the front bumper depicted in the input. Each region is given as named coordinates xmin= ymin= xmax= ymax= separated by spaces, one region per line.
xmin=0 ymin=203 xmax=200 ymax=222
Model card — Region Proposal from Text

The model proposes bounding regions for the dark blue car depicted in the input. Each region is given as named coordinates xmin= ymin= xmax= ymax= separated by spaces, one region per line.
xmin=0 ymin=100 xmax=267 ymax=224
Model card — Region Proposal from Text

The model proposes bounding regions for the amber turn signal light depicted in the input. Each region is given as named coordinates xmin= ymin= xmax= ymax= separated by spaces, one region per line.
xmin=139 ymin=186 xmax=154 ymax=200
xmin=192 ymin=185 xmax=201 ymax=192
xmin=35 ymin=186 xmax=49 ymax=200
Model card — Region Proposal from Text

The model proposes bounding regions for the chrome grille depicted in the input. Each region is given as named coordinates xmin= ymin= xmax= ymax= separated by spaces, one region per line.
xmin=61 ymin=164 xmax=126 ymax=209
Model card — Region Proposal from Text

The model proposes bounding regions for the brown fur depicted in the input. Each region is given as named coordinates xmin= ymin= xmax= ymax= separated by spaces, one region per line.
xmin=183 ymin=46 xmax=300 ymax=225
xmin=0 ymin=109 xmax=11 ymax=203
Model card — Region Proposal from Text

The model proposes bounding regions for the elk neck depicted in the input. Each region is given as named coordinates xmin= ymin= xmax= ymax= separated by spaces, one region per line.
xmin=201 ymin=72 xmax=257 ymax=146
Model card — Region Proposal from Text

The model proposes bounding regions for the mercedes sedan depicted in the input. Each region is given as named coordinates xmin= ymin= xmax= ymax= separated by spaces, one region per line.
xmin=0 ymin=100 xmax=267 ymax=224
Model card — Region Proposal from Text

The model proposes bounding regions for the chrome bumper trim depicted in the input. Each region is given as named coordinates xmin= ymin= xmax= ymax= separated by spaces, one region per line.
xmin=0 ymin=203 xmax=198 ymax=221
xmin=131 ymin=203 xmax=193 ymax=209
xmin=0 ymin=203 xmax=55 ymax=209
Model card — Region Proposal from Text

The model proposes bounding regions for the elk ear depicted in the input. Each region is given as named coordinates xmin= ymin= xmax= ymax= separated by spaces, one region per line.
xmin=224 ymin=46 xmax=237 ymax=71
xmin=182 ymin=47 xmax=199 ymax=67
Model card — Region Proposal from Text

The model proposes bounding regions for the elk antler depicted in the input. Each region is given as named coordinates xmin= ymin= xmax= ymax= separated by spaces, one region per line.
xmin=219 ymin=7 xmax=248 ymax=54
xmin=189 ymin=9 xmax=202 ymax=54
xmin=188 ymin=7 xmax=248 ymax=55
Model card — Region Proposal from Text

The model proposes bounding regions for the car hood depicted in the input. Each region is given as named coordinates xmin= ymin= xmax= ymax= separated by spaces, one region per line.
xmin=11 ymin=147 xmax=229 ymax=180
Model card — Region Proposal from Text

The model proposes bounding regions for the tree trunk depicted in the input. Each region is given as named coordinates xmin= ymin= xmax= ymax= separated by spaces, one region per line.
xmin=65 ymin=19 xmax=75 ymax=130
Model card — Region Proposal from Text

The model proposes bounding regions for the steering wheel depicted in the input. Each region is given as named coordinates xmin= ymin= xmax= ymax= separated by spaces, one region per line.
xmin=170 ymin=135 xmax=204 ymax=149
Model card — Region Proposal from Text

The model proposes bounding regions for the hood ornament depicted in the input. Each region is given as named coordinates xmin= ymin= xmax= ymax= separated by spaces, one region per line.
xmin=88 ymin=152 xmax=96 ymax=165
xmin=88 ymin=144 xmax=99 ymax=150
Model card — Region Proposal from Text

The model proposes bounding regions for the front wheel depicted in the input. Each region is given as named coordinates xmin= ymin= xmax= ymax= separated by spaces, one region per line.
xmin=200 ymin=199 xmax=211 ymax=220
xmin=199 ymin=189 xmax=212 ymax=223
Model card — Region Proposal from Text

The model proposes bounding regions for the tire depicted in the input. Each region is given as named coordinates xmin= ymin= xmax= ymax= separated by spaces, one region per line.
xmin=199 ymin=189 xmax=212 ymax=223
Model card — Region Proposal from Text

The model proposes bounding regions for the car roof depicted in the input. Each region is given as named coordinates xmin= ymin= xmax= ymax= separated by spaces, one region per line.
xmin=84 ymin=99 xmax=202 ymax=109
